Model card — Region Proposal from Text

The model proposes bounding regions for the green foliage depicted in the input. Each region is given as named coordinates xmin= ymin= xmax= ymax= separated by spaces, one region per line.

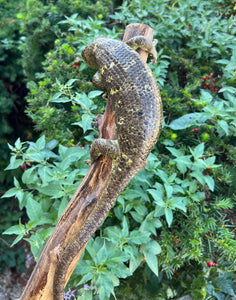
xmin=0 ymin=0 xmax=25 ymax=177
xmin=24 ymin=13 xmax=121 ymax=142
xmin=3 ymin=136 xmax=89 ymax=259
xmin=17 ymin=0 xmax=113 ymax=80
xmin=1 ymin=0 xmax=236 ymax=299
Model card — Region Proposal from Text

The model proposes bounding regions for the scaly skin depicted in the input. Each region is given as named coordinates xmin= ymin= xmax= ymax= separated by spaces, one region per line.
xmin=53 ymin=36 xmax=162 ymax=299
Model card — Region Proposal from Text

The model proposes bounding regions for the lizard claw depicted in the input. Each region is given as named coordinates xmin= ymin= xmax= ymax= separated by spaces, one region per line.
xmin=84 ymin=159 xmax=91 ymax=165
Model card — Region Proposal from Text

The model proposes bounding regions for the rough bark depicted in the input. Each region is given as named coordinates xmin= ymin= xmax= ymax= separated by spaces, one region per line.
xmin=20 ymin=23 xmax=155 ymax=300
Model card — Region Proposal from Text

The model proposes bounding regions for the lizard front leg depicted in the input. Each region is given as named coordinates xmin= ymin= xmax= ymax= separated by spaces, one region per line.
xmin=90 ymin=138 xmax=120 ymax=162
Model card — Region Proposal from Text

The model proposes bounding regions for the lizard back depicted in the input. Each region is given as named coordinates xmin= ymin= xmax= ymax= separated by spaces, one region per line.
xmin=83 ymin=37 xmax=162 ymax=162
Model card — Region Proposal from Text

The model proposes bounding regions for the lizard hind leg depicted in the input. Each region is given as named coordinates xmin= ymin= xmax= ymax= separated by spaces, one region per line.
xmin=125 ymin=36 xmax=157 ymax=64
xmin=90 ymin=138 xmax=120 ymax=162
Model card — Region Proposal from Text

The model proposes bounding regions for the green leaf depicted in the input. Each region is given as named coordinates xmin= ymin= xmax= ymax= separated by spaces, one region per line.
xmin=121 ymin=216 xmax=129 ymax=237
xmin=73 ymin=114 xmax=94 ymax=133
xmin=46 ymin=140 xmax=58 ymax=150
xmin=191 ymin=143 xmax=204 ymax=159
xmin=5 ymin=157 xmax=24 ymax=170
xmin=37 ymin=166 xmax=54 ymax=184
xmin=88 ymin=90 xmax=103 ymax=98
xmin=190 ymin=171 xmax=205 ymax=186
xmin=164 ymin=184 xmax=173 ymax=199
xmin=204 ymin=175 xmax=215 ymax=191
xmin=148 ymin=240 xmax=162 ymax=255
xmin=111 ymin=264 xmax=131 ymax=278
xmin=166 ymin=147 xmax=184 ymax=157
xmin=37 ymin=183 xmax=63 ymax=198
xmin=174 ymin=156 xmax=192 ymax=174
xmin=3 ymin=224 xmax=25 ymax=235
xmin=7 ymin=143 xmax=14 ymax=151
xmin=148 ymin=189 xmax=165 ymax=207
xmin=169 ymin=113 xmax=207 ymax=130
xmin=51 ymin=92 xmax=62 ymax=101
xmin=22 ymin=167 xmax=38 ymax=185
xmin=219 ymin=86 xmax=236 ymax=94
xmin=129 ymin=230 xmax=150 ymax=244
xmin=11 ymin=234 xmax=25 ymax=247
xmin=170 ymin=197 xmax=188 ymax=212
xmin=26 ymin=198 xmax=43 ymax=221
xmin=2 ymin=187 xmax=18 ymax=198
xmin=165 ymin=208 xmax=173 ymax=227
xmin=217 ymin=120 xmax=229 ymax=135
xmin=15 ymin=137 xmax=22 ymax=150
xmin=129 ymin=253 xmax=143 ymax=273
xmin=66 ymin=78 xmax=77 ymax=87
xmin=36 ymin=135 xmax=46 ymax=150
xmin=51 ymin=97 xmax=70 ymax=103
xmin=75 ymin=260 xmax=93 ymax=276
xmin=142 ymin=240 xmax=161 ymax=276
xmin=58 ymin=196 xmax=69 ymax=218
xmin=200 ymin=89 xmax=213 ymax=102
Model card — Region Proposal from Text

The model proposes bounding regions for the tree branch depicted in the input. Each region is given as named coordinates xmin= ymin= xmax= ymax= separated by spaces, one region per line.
xmin=20 ymin=23 xmax=155 ymax=300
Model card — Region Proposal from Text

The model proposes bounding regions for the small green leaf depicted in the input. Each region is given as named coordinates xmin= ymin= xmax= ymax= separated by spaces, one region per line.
xmin=200 ymin=89 xmax=213 ymax=102
xmin=51 ymin=92 xmax=62 ymax=101
xmin=191 ymin=143 xmax=204 ymax=159
xmin=46 ymin=139 xmax=58 ymax=150
xmin=145 ymin=253 xmax=159 ymax=276
xmin=26 ymin=198 xmax=42 ymax=221
xmin=218 ymin=120 xmax=229 ymax=135
xmin=3 ymin=224 xmax=25 ymax=235
xmin=7 ymin=143 xmax=14 ymax=150
xmin=51 ymin=97 xmax=70 ymax=103
xmin=219 ymin=86 xmax=236 ymax=94
xmin=148 ymin=189 xmax=165 ymax=207
xmin=204 ymin=175 xmax=215 ymax=191
xmin=88 ymin=90 xmax=103 ymax=98
xmin=36 ymin=135 xmax=46 ymax=150
xmin=165 ymin=208 xmax=173 ymax=227
xmin=5 ymin=157 xmax=24 ymax=170
xmin=166 ymin=147 xmax=183 ymax=157
xmin=78 ymin=273 xmax=93 ymax=286
xmin=73 ymin=114 xmax=93 ymax=133
xmin=174 ymin=156 xmax=192 ymax=174
xmin=37 ymin=183 xmax=63 ymax=198
xmin=142 ymin=240 xmax=161 ymax=276
xmin=121 ymin=216 xmax=129 ymax=237
xmin=164 ymin=184 xmax=173 ymax=199
xmin=11 ymin=234 xmax=25 ymax=247
xmin=190 ymin=171 xmax=205 ymax=185
xmin=58 ymin=196 xmax=69 ymax=218
xmin=2 ymin=187 xmax=18 ymax=198
xmin=169 ymin=113 xmax=206 ymax=130
xmin=66 ymin=78 xmax=77 ymax=87
xmin=15 ymin=138 xmax=22 ymax=150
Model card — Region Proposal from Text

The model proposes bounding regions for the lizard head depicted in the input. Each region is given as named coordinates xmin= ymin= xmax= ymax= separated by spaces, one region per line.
xmin=82 ymin=36 xmax=106 ymax=69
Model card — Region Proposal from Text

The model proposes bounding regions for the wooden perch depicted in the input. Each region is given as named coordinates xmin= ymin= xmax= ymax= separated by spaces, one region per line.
xmin=20 ymin=23 xmax=155 ymax=299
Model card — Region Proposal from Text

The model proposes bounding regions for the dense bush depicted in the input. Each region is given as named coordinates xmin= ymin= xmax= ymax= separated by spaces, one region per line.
xmin=2 ymin=0 xmax=236 ymax=299
xmin=0 ymin=0 xmax=114 ymax=274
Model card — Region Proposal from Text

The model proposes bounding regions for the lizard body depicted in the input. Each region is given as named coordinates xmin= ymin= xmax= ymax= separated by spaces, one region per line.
xmin=53 ymin=36 xmax=162 ymax=299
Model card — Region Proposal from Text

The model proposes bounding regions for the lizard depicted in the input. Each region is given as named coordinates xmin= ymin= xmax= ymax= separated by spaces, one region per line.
xmin=53 ymin=36 xmax=163 ymax=299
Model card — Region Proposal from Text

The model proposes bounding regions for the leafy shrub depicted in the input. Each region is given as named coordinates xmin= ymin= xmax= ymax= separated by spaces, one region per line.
xmin=0 ymin=0 xmax=114 ymax=274
xmin=2 ymin=0 xmax=236 ymax=299
xmin=17 ymin=0 xmax=113 ymax=80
